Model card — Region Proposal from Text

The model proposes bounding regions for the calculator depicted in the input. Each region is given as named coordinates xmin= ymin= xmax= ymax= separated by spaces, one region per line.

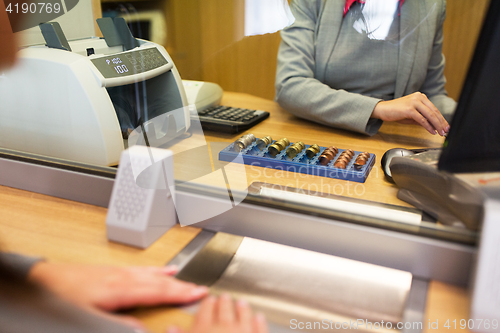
xmin=195 ymin=105 xmax=270 ymax=133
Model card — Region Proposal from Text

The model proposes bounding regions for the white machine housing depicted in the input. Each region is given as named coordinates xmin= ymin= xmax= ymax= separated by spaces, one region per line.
xmin=106 ymin=145 xmax=176 ymax=249
xmin=0 ymin=37 xmax=190 ymax=166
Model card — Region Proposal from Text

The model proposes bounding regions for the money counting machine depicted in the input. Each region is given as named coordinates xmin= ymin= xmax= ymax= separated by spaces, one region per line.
xmin=0 ymin=18 xmax=190 ymax=166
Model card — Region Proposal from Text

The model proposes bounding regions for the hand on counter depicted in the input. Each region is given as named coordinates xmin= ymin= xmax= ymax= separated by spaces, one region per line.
xmin=28 ymin=262 xmax=209 ymax=329
xmin=168 ymin=294 xmax=269 ymax=333
xmin=371 ymin=92 xmax=450 ymax=136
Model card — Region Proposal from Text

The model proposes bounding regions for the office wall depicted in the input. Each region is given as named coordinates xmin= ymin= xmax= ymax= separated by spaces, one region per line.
xmin=442 ymin=0 xmax=490 ymax=101
xmin=101 ymin=0 xmax=491 ymax=102
xmin=165 ymin=0 xmax=279 ymax=100
xmin=92 ymin=0 xmax=102 ymax=36
xmin=162 ymin=0 xmax=203 ymax=79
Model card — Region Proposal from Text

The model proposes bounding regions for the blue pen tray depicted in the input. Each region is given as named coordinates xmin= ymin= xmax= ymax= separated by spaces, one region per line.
xmin=219 ymin=140 xmax=376 ymax=183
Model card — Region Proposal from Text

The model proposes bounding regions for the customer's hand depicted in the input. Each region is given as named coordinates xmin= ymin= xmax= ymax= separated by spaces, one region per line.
xmin=29 ymin=263 xmax=208 ymax=329
xmin=371 ymin=92 xmax=450 ymax=136
xmin=168 ymin=294 xmax=269 ymax=333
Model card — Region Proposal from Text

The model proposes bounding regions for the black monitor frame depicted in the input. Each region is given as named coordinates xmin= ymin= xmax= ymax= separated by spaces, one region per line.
xmin=438 ymin=0 xmax=500 ymax=173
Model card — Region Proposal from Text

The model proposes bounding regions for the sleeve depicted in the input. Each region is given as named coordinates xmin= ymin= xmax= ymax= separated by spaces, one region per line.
xmin=1 ymin=286 xmax=139 ymax=333
xmin=0 ymin=252 xmax=44 ymax=278
xmin=419 ymin=0 xmax=457 ymax=122
xmin=0 ymin=255 xmax=140 ymax=333
xmin=274 ymin=0 xmax=383 ymax=136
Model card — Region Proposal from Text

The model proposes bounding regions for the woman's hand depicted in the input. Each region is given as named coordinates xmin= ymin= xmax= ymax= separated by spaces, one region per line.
xmin=371 ymin=92 xmax=450 ymax=136
xmin=168 ymin=294 xmax=269 ymax=333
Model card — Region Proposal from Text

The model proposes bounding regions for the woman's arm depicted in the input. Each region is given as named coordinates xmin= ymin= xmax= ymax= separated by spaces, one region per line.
xmin=418 ymin=0 xmax=457 ymax=122
xmin=275 ymin=0 xmax=450 ymax=136
xmin=275 ymin=0 xmax=383 ymax=136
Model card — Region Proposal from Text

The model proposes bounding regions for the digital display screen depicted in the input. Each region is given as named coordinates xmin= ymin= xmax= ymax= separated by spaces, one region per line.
xmin=107 ymin=57 xmax=129 ymax=74
xmin=91 ymin=48 xmax=168 ymax=79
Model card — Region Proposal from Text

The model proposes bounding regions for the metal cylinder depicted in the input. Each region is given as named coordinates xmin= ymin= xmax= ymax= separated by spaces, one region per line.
xmin=268 ymin=138 xmax=290 ymax=157
xmin=354 ymin=152 xmax=370 ymax=169
xmin=341 ymin=149 xmax=354 ymax=159
xmin=334 ymin=149 xmax=354 ymax=168
xmin=337 ymin=155 xmax=350 ymax=164
xmin=318 ymin=150 xmax=335 ymax=165
xmin=305 ymin=144 xmax=320 ymax=158
xmin=286 ymin=141 xmax=306 ymax=158
xmin=354 ymin=158 xmax=367 ymax=166
xmin=334 ymin=160 xmax=347 ymax=169
xmin=256 ymin=136 xmax=273 ymax=150
xmin=326 ymin=146 xmax=339 ymax=156
xmin=358 ymin=152 xmax=370 ymax=159
xmin=233 ymin=133 xmax=256 ymax=152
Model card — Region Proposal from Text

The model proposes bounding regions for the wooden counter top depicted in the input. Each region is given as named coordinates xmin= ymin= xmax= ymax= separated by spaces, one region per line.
xmin=0 ymin=92 xmax=469 ymax=333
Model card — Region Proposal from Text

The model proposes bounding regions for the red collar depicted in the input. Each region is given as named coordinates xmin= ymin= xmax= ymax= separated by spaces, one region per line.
xmin=344 ymin=0 xmax=405 ymax=17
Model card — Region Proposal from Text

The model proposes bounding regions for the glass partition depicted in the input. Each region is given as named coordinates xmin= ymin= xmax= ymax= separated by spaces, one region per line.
xmin=0 ymin=0 xmax=492 ymax=245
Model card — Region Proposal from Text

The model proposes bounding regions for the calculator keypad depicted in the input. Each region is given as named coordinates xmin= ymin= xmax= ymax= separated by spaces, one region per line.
xmin=195 ymin=105 xmax=270 ymax=133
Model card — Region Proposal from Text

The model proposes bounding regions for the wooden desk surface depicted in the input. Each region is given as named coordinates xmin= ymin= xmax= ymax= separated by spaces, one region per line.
xmin=0 ymin=92 xmax=470 ymax=332
xmin=201 ymin=92 xmax=446 ymax=208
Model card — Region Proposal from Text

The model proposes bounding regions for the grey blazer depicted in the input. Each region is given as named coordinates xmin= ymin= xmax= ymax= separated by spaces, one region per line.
xmin=275 ymin=0 xmax=457 ymax=135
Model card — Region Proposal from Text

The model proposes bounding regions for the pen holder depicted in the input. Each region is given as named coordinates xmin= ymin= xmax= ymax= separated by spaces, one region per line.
xmin=106 ymin=145 xmax=176 ymax=248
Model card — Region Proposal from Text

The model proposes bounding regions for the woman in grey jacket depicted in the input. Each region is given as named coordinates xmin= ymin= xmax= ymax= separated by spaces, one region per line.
xmin=275 ymin=0 xmax=455 ymax=136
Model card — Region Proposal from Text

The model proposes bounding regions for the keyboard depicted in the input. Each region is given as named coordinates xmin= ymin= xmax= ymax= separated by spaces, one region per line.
xmin=194 ymin=105 xmax=270 ymax=133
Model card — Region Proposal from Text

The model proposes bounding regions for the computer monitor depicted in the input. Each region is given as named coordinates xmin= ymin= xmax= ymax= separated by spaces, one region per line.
xmin=438 ymin=0 xmax=500 ymax=173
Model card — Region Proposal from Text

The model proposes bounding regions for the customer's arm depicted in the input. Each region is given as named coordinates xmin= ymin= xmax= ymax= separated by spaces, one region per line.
xmin=28 ymin=262 xmax=208 ymax=317
xmin=1 ymin=253 xmax=267 ymax=333
xmin=1 ymin=280 xmax=141 ymax=333
xmin=1 ymin=252 xmax=207 ymax=328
